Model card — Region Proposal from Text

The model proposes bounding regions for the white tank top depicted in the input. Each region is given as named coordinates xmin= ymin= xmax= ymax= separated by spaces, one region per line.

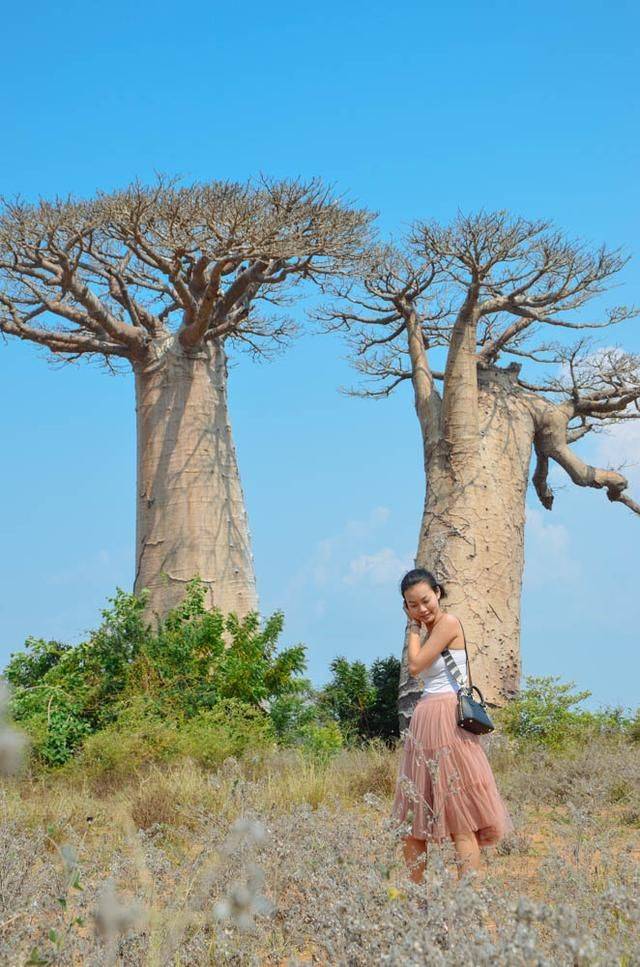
xmin=421 ymin=648 xmax=467 ymax=695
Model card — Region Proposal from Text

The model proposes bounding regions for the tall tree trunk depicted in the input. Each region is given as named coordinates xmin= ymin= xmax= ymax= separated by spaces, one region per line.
xmin=133 ymin=335 xmax=258 ymax=622
xmin=398 ymin=365 xmax=535 ymax=728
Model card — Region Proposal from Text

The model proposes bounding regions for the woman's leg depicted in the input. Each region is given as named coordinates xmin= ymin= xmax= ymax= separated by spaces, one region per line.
xmin=450 ymin=830 xmax=481 ymax=879
xmin=402 ymin=836 xmax=427 ymax=883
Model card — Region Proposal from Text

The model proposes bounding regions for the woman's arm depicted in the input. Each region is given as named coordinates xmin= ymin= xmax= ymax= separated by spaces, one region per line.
xmin=407 ymin=613 xmax=460 ymax=677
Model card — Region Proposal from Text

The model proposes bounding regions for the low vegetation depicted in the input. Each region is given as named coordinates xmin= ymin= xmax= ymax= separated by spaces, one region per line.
xmin=1 ymin=584 xmax=638 ymax=964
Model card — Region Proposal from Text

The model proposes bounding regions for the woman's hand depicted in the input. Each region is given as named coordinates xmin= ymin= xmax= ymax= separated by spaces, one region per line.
xmin=403 ymin=602 xmax=421 ymax=634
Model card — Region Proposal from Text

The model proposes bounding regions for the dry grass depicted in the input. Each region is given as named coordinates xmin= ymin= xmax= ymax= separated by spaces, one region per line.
xmin=1 ymin=733 xmax=639 ymax=965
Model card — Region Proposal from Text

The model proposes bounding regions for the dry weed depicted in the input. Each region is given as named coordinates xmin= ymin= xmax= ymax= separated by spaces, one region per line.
xmin=0 ymin=734 xmax=637 ymax=964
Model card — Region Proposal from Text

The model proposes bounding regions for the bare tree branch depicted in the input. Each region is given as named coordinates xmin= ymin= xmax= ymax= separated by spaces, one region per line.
xmin=532 ymin=439 xmax=554 ymax=509
xmin=318 ymin=244 xmax=448 ymax=429
xmin=0 ymin=311 xmax=132 ymax=358
xmin=552 ymin=442 xmax=640 ymax=514
xmin=328 ymin=210 xmax=639 ymax=516
xmin=529 ymin=394 xmax=640 ymax=515
xmin=0 ymin=177 xmax=373 ymax=365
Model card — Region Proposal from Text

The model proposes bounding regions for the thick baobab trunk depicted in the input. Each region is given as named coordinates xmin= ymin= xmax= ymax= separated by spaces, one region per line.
xmin=399 ymin=366 xmax=535 ymax=725
xmin=133 ymin=336 xmax=258 ymax=622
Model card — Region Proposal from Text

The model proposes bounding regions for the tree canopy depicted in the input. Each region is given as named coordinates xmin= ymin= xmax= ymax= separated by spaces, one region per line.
xmin=0 ymin=176 xmax=373 ymax=365
xmin=320 ymin=211 xmax=640 ymax=513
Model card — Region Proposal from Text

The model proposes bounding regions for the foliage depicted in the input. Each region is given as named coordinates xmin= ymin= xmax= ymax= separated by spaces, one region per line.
xmin=11 ymin=580 xmax=637 ymax=775
xmin=5 ymin=638 xmax=72 ymax=690
xmin=77 ymin=699 xmax=277 ymax=778
xmin=5 ymin=579 xmax=309 ymax=767
xmin=267 ymin=691 xmax=326 ymax=745
xmin=75 ymin=717 xmax=180 ymax=779
xmin=627 ymin=709 xmax=640 ymax=744
xmin=295 ymin=721 xmax=344 ymax=763
xmin=368 ymin=656 xmax=401 ymax=741
xmin=319 ymin=655 xmax=400 ymax=744
xmin=319 ymin=657 xmax=376 ymax=742
xmin=495 ymin=675 xmax=635 ymax=751
xmin=6 ymin=590 xmax=151 ymax=765
xmin=3 ymin=731 xmax=640 ymax=964
xmin=179 ymin=701 xmax=277 ymax=769
xmin=125 ymin=582 xmax=308 ymax=719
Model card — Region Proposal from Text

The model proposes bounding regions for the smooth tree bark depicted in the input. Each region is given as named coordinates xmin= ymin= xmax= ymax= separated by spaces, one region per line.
xmin=134 ymin=335 xmax=257 ymax=617
xmin=0 ymin=178 xmax=372 ymax=621
xmin=322 ymin=216 xmax=640 ymax=725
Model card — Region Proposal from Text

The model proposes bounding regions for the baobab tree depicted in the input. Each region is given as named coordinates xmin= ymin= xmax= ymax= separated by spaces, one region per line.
xmin=0 ymin=178 xmax=372 ymax=621
xmin=322 ymin=212 xmax=640 ymax=722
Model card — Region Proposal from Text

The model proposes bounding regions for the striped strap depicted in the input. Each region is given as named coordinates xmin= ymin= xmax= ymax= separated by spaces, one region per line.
xmin=442 ymin=648 xmax=468 ymax=689
xmin=441 ymin=618 xmax=471 ymax=689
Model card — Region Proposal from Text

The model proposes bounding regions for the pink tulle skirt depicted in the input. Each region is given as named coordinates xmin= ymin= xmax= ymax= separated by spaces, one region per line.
xmin=391 ymin=691 xmax=514 ymax=846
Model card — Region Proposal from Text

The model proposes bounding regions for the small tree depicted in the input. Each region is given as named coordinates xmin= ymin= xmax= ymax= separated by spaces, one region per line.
xmin=0 ymin=177 xmax=372 ymax=621
xmin=496 ymin=675 xmax=592 ymax=751
xmin=320 ymin=655 xmax=401 ymax=743
xmin=321 ymin=213 xmax=639 ymax=723
xmin=320 ymin=657 xmax=376 ymax=741
xmin=368 ymin=656 xmax=401 ymax=742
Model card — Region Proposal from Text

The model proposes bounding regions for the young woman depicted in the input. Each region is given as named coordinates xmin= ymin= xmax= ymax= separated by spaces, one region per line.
xmin=391 ymin=568 xmax=513 ymax=883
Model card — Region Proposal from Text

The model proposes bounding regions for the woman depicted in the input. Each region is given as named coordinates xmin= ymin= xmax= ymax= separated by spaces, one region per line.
xmin=391 ymin=568 xmax=513 ymax=883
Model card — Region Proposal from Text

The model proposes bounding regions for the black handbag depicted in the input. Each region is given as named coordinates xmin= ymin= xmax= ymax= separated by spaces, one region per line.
xmin=441 ymin=620 xmax=495 ymax=735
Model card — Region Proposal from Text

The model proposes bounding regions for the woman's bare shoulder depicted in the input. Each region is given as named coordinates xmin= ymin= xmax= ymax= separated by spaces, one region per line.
xmin=442 ymin=612 xmax=465 ymax=650
xmin=439 ymin=612 xmax=461 ymax=630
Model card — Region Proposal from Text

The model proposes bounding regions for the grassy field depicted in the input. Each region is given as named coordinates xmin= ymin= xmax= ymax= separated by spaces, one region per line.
xmin=1 ymin=729 xmax=639 ymax=966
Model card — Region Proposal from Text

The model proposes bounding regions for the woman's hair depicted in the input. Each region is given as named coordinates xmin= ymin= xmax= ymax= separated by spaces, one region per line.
xmin=400 ymin=568 xmax=446 ymax=600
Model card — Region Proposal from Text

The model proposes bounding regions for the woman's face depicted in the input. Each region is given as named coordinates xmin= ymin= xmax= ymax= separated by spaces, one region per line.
xmin=404 ymin=581 xmax=441 ymax=624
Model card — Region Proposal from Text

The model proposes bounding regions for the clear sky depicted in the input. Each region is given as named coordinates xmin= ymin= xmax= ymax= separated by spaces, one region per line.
xmin=1 ymin=0 xmax=638 ymax=710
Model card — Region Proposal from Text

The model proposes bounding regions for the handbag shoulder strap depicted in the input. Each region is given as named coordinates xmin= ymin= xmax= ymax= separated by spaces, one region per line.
xmin=441 ymin=616 xmax=473 ymax=690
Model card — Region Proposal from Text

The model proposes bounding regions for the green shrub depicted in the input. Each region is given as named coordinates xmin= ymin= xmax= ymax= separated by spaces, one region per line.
xmin=5 ymin=637 xmax=71 ymax=689
xmin=566 ymin=705 xmax=636 ymax=745
xmin=318 ymin=655 xmax=400 ymax=745
xmin=368 ymin=656 xmax=401 ymax=743
xmin=8 ymin=685 xmax=91 ymax=767
xmin=496 ymin=676 xmax=599 ymax=751
xmin=75 ymin=698 xmax=276 ymax=778
xmin=124 ymin=582 xmax=308 ymax=719
xmin=496 ymin=676 xmax=638 ymax=752
xmin=268 ymin=691 xmax=324 ymax=745
xmin=627 ymin=709 xmax=640 ymax=744
xmin=5 ymin=579 xmax=309 ymax=767
xmin=179 ymin=700 xmax=276 ymax=768
xmin=76 ymin=718 xmax=180 ymax=779
xmin=320 ymin=657 xmax=375 ymax=742
xmin=295 ymin=720 xmax=344 ymax=762
xmin=5 ymin=589 xmax=151 ymax=766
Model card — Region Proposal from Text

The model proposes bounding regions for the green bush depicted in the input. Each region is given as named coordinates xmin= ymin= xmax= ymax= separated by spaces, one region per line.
xmin=7 ymin=682 xmax=91 ymax=766
xmin=5 ymin=579 xmax=309 ymax=768
xmin=319 ymin=657 xmax=375 ymax=742
xmin=268 ymin=691 xmax=326 ymax=745
xmin=295 ymin=720 xmax=344 ymax=762
xmin=76 ymin=718 xmax=181 ymax=779
xmin=6 ymin=590 xmax=152 ymax=764
xmin=13 ymin=580 xmax=636 ymax=776
xmin=5 ymin=637 xmax=72 ymax=689
xmin=76 ymin=698 xmax=276 ymax=778
xmin=628 ymin=709 xmax=640 ymax=743
xmin=495 ymin=676 xmax=635 ymax=751
xmin=368 ymin=656 xmax=401 ymax=743
xmin=318 ymin=655 xmax=400 ymax=745
xmin=179 ymin=700 xmax=276 ymax=768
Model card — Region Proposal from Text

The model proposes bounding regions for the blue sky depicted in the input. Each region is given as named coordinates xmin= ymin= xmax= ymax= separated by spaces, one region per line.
xmin=1 ymin=0 xmax=638 ymax=710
